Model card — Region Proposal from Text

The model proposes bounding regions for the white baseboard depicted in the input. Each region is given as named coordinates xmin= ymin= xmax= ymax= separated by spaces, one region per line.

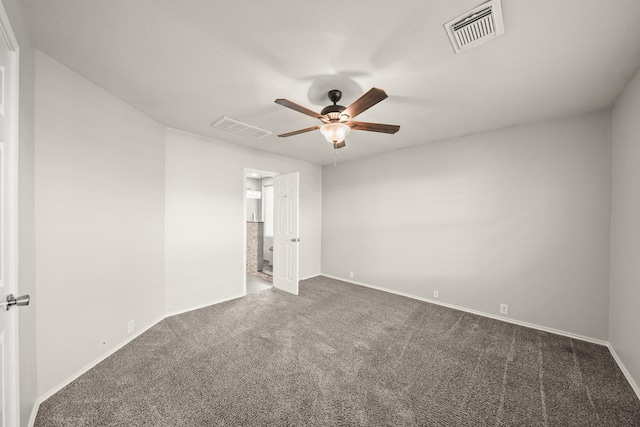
xmin=30 ymin=293 xmax=250 ymax=425
xmin=32 ymin=314 xmax=165 ymax=426
xmin=321 ymin=274 xmax=608 ymax=346
xmin=607 ymin=344 xmax=640 ymax=401
xmin=28 ymin=402 xmax=40 ymax=427
xmin=164 ymin=294 xmax=244 ymax=318
xmin=31 ymin=293 xmax=246 ymax=425
xmin=300 ymin=274 xmax=321 ymax=281
xmin=29 ymin=277 xmax=639 ymax=425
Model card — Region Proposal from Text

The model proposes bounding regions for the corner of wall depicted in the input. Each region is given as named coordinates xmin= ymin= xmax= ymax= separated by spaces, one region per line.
xmin=609 ymin=66 xmax=640 ymax=401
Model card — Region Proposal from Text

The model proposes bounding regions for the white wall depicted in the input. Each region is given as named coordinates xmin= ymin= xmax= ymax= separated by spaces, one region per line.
xmin=165 ymin=129 xmax=322 ymax=314
xmin=245 ymin=177 xmax=261 ymax=221
xmin=262 ymin=177 xmax=274 ymax=237
xmin=322 ymin=111 xmax=612 ymax=341
xmin=34 ymin=51 xmax=166 ymax=396
xmin=2 ymin=0 xmax=38 ymax=424
xmin=611 ymin=68 xmax=640 ymax=389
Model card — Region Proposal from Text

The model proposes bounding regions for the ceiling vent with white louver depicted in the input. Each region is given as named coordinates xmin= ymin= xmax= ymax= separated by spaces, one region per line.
xmin=444 ymin=0 xmax=504 ymax=54
xmin=211 ymin=116 xmax=272 ymax=139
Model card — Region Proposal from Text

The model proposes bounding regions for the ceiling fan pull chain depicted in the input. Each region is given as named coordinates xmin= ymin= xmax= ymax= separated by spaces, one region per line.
xmin=333 ymin=148 xmax=338 ymax=166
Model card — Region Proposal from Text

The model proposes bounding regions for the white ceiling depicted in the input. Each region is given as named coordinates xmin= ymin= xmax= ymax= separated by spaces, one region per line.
xmin=24 ymin=0 xmax=640 ymax=165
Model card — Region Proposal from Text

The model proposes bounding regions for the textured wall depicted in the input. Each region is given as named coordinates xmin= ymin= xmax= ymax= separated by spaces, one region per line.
xmin=611 ymin=68 xmax=640 ymax=390
xmin=246 ymin=222 xmax=263 ymax=274
xmin=322 ymin=111 xmax=612 ymax=340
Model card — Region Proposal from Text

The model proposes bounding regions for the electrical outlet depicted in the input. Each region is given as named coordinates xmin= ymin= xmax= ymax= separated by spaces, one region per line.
xmin=433 ymin=290 xmax=439 ymax=299
xmin=349 ymin=272 xmax=354 ymax=279
xmin=500 ymin=304 xmax=509 ymax=315
xmin=127 ymin=320 xmax=134 ymax=334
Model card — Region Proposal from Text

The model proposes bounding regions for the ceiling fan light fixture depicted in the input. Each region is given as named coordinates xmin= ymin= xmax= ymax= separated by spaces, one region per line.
xmin=275 ymin=87 xmax=399 ymax=148
xmin=320 ymin=122 xmax=350 ymax=144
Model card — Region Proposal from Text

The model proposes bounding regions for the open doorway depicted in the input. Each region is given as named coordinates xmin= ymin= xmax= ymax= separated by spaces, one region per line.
xmin=244 ymin=168 xmax=277 ymax=294
xmin=244 ymin=168 xmax=301 ymax=296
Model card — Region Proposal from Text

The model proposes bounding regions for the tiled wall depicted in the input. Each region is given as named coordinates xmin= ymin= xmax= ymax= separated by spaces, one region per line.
xmin=246 ymin=222 xmax=263 ymax=274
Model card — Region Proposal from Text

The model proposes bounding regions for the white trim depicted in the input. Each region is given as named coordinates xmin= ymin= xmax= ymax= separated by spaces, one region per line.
xmin=27 ymin=275 xmax=640 ymax=424
xmin=36 ymin=315 xmax=164 ymax=406
xmin=0 ymin=2 xmax=19 ymax=52
xmin=0 ymin=4 xmax=20 ymax=426
xmin=607 ymin=344 xmax=640 ymax=401
xmin=300 ymin=274 xmax=321 ymax=281
xmin=243 ymin=168 xmax=248 ymax=296
xmin=321 ymin=274 xmax=608 ymax=346
xmin=323 ymin=272 xmax=640 ymax=402
xmin=164 ymin=294 xmax=244 ymax=319
xmin=28 ymin=401 xmax=39 ymax=427
xmin=30 ymin=292 xmax=246 ymax=425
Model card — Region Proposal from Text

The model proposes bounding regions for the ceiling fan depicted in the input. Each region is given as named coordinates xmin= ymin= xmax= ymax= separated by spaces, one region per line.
xmin=274 ymin=88 xmax=400 ymax=149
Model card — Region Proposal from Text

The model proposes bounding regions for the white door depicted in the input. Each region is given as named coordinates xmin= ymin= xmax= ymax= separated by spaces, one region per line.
xmin=0 ymin=9 xmax=20 ymax=427
xmin=273 ymin=172 xmax=299 ymax=295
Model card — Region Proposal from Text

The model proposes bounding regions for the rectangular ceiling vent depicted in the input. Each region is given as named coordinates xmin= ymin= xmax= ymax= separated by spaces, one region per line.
xmin=444 ymin=0 xmax=504 ymax=54
xmin=211 ymin=116 xmax=272 ymax=139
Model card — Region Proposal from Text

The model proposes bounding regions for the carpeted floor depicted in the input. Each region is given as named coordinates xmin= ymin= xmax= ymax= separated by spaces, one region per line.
xmin=35 ymin=276 xmax=640 ymax=426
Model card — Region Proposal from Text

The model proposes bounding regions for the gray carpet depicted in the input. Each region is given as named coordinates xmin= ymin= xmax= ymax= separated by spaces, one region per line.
xmin=35 ymin=276 xmax=640 ymax=426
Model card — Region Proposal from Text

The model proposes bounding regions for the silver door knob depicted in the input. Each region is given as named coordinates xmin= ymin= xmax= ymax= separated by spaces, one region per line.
xmin=290 ymin=238 xmax=300 ymax=242
xmin=1 ymin=294 xmax=30 ymax=311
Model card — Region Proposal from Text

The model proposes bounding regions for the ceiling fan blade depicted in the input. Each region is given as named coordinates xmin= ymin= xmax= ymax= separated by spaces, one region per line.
xmin=348 ymin=121 xmax=400 ymax=134
xmin=333 ymin=141 xmax=346 ymax=149
xmin=277 ymin=125 xmax=321 ymax=137
xmin=343 ymin=88 xmax=388 ymax=119
xmin=274 ymin=98 xmax=324 ymax=120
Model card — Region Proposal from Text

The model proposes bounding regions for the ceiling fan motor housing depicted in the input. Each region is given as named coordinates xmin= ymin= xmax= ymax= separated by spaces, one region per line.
xmin=321 ymin=89 xmax=347 ymax=120
xmin=321 ymin=106 xmax=348 ymax=121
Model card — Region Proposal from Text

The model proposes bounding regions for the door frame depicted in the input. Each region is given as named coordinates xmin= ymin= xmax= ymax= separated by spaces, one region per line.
xmin=0 ymin=2 xmax=20 ymax=426
xmin=242 ymin=168 xmax=277 ymax=295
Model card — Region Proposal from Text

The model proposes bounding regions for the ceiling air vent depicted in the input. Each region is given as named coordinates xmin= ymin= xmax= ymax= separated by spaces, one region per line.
xmin=211 ymin=116 xmax=272 ymax=139
xmin=444 ymin=0 xmax=504 ymax=54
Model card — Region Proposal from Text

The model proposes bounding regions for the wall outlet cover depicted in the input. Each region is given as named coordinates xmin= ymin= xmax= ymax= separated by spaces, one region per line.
xmin=433 ymin=290 xmax=439 ymax=299
xmin=500 ymin=304 xmax=509 ymax=315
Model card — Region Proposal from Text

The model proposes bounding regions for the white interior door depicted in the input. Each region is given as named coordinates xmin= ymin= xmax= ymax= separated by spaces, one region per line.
xmin=0 ymin=9 xmax=19 ymax=427
xmin=273 ymin=172 xmax=299 ymax=295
